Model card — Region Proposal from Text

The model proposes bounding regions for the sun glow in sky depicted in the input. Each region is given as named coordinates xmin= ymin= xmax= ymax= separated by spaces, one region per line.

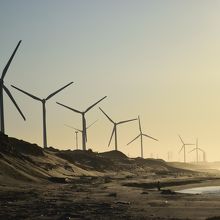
xmin=1 ymin=0 xmax=220 ymax=161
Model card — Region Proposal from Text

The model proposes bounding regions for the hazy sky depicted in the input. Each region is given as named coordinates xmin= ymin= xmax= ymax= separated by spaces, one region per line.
xmin=1 ymin=0 xmax=220 ymax=161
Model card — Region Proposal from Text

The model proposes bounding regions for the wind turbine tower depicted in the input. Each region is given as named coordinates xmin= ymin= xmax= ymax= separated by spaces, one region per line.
xmin=127 ymin=116 xmax=158 ymax=158
xmin=202 ymin=150 xmax=206 ymax=162
xmin=99 ymin=107 xmax=137 ymax=151
xmin=178 ymin=135 xmax=194 ymax=163
xmin=0 ymin=40 xmax=26 ymax=133
xmin=12 ymin=82 xmax=73 ymax=148
xmin=199 ymin=148 xmax=206 ymax=162
xmin=57 ymin=96 xmax=106 ymax=151
xmin=75 ymin=131 xmax=78 ymax=150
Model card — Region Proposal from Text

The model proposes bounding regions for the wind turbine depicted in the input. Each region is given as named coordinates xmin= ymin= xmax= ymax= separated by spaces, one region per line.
xmin=57 ymin=96 xmax=106 ymax=151
xmin=188 ymin=138 xmax=199 ymax=163
xmin=200 ymin=148 xmax=206 ymax=162
xmin=189 ymin=139 xmax=206 ymax=163
xmin=127 ymin=116 xmax=158 ymax=158
xmin=11 ymin=82 xmax=73 ymax=148
xmin=64 ymin=120 xmax=98 ymax=149
xmin=99 ymin=107 xmax=137 ymax=151
xmin=0 ymin=40 xmax=26 ymax=133
xmin=178 ymin=135 xmax=194 ymax=163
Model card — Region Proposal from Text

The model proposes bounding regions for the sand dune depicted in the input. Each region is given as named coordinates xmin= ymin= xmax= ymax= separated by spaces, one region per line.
xmin=0 ymin=132 xmax=197 ymax=186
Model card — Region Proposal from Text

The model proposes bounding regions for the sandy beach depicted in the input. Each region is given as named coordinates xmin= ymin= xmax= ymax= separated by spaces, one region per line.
xmin=1 ymin=134 xmax=220 ymax=220
xmin=1 ymin=175 xmax=220 ymax=219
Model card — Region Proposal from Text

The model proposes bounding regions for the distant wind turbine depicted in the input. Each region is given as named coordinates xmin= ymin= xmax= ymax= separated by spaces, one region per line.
xmin=178 ymin=135 xmax=194 ymax=163
xmin=188 ymin=138 xmax=199 ymax=163
xmin=57 ymin=96 xmax=107 ymax=151
xmin=99 ymin=107 xmax=137 ymax=151
xmin=11 ymin=82 xmax=73 ymax=148
xmin=127 ymin=116 xmax=158 ymax=158
xmin=0 ymin=40 xmax=26 ymax=133
xmin=189 ymin=139 xmax=206 ymax=163
xmin=64 ymin=119 xmax=98 ymax=149
xmin=200 ymin=148 xmax=206 ymax=162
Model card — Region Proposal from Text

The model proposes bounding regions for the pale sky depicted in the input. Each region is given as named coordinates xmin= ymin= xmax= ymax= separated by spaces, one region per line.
xmin=1 ymin=0 xmax=220 ymax=161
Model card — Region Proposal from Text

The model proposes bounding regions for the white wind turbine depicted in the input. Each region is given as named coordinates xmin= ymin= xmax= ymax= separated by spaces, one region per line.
xmin=11 ymin=82 xmax=73 ymax=148
xmin=127 ymin=116 xmax=158 ymax=158
xmin=57 ymin=96 xmax=107 ymax=150
xmin=0 ymin=40 xmax=26 ymax=133
xmin=99 ymin=107 xmax=137 ymax=151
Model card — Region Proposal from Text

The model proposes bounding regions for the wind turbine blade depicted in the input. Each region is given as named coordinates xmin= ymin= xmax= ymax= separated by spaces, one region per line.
xmin=196 ymin=138 xmax=198 ymax=148
xmin=86 ymin=119 xmax=98 ymax=130
xmin=108 ymin=127 xmax=115 ymax=147
xmin=99 ymin=107 xmax=114 ymax=123
xmin=179 ymin=145 xmax=184 ymax=153
xmin=85 ymin=96 xmax=107 ymax=113
xmin=198 ymin=148 xmax=204 ymax=153
xmin=1 ymin=40 xmax=22 ymax=80
xmin=178 ymin=135 xmax=184 ymax=144
xmin=64 ymin=124 xmax=82 ymax=132
xmin=118 ymin=118 xmax=137 ymax=125
xmin=11 ymin=85 xmax=42 ymax=101
xmin=56 ymin=102 xmax=82 ymax=114
xmin=3 ymin=85 xmax=26 ymax=120
xmin=46 ymin=82 xmax=73 ymax=100
xmin=138 ymin=115 xmax=142 ymax=132
xmin=185 ymin=143 xmax=195 ymax=146
xmin=142 ymin=133 xmax=158 ymax=141
xmin=188 ymin=148 xmax=196 ymax=153
xmin=127 ymin=134 xmax=141 ymax=145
